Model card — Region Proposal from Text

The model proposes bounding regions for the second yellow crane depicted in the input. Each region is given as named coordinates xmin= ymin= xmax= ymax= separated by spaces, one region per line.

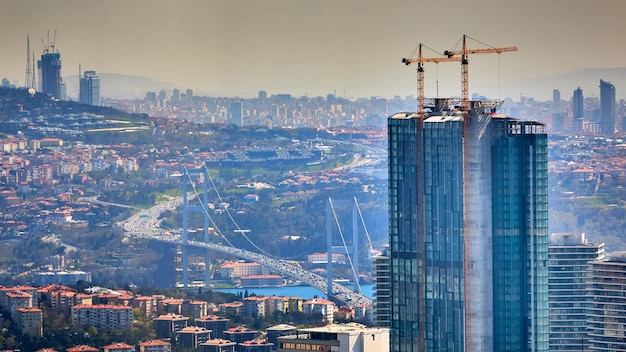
xmin=402 ymin=35 xmax=517 ymax=116
xmin=402 ymin=44 xmax=461 ymax=117
xmin=444 ymin=34 xmax=517 ymax=112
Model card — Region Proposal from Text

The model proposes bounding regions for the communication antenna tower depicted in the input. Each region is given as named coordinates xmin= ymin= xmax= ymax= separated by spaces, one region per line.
xmin=25 ymin=35 xmax=33 ymax=88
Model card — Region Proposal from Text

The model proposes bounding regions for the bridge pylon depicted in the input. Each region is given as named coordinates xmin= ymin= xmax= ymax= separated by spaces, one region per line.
xmin=327 ymin=198 xmax=362 ymax=301
xmin=182 ymin=167 xmax=211 ymax=288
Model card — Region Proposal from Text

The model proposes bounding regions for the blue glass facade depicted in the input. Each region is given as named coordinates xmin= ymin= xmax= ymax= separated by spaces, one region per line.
xmin=80 ymin=71 xmax=100 ymax=106
xmin=491 ymin=119 xmax=549 ymax=352
xmin=387 ymin=105 xmax=548 ymax=352
xmin=388 ymin=114 xmax=423 ymax=352
xmin=38 ymin=52 xmax=62 ymax=99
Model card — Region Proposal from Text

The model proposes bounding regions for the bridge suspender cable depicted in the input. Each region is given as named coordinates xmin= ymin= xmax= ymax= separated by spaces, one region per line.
xmin=328 ymin=198 xmax=362 ymax=294
xmin=354 ymin=197 xmax=373 ymax=251
xmin=201 ymin=165 xmax=279 ymax=258
xmin=183 ymin=166 xmax=237 ymax=248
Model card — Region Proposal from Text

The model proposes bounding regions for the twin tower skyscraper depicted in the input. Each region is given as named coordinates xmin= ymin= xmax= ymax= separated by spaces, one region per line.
xmin=387 ymin=99 xmax=548 ymax=352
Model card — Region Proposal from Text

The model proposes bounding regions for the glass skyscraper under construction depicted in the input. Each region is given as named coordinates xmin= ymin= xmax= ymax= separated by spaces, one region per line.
xmin=387 ymin=99 xmax=549 ymax=352
xmin=38 ymin=51 xmax=62 ymax=99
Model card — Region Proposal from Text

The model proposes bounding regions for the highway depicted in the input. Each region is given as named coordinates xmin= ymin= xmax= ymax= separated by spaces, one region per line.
xmin=118 ymin=197 xmax=373 ymax=307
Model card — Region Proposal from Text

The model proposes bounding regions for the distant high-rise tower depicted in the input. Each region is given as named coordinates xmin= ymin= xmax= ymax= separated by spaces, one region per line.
xmin=171 ymin=88 xmax=180 ymax=104
xmin=388 ymin=100 xmax=549 ymax=352
xmin=553 ymin=89 xmax=560 ymax=103
xmin=186 ymin=88 xmax=194 ymax=103
xmin=599 ymin=79 xmax=616 ymax=134
xmin=230 ymin=101 xmax=243 ymax=126
xmin=548 ymin=233 xmax=605 ymax=351
xmin=573 ymin=87 xmax=584 ymax=132
xmin=37 ymin=32 xmax=62 ymax=98
xmin=79 ymin=70 xmax=100 ymax=106
xmin=157 ymin=90 xmax=167 ymax=108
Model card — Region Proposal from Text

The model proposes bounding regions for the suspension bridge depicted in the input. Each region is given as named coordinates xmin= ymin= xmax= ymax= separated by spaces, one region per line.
xmin=121 ymin=166 xmax=374 ymax=306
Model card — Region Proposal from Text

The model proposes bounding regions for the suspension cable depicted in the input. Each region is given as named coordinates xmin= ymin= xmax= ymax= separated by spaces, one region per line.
xmin=183 ymin=167 xmax=236 ymax=248
xmin=202 ymin=166 xmax=281 ymax=257
xmin=329 ymin=198 xmax=361 ymax=293
xmin=354 ymin=197 xmax=373 ymax=250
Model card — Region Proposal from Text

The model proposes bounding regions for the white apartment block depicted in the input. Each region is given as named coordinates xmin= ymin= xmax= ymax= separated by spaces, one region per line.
xmin=71 ymin=304 xmax=133 ymax=331
xmin=303 ymin=298 xmax=336 ymax=324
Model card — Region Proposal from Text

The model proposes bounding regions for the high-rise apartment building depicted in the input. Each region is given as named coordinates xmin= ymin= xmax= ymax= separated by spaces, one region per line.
xmin=230 ymin=101 xmax=244 ymax=126
xmin=599 ymin=79 xmax=616 ymax=134
xmin=79 ymin=70 xmax=100 ymax=106
xmin=374 ymin=247 xmax=390 ymax=327
xmin=573 ymin=87 xmax=584 ymax=132
xmin=388 ymin=99 xmax=549 ymax=352
xmin=588 ymin=253 xmax=626 ymax=351
xmin=172 ymin=88 xmax=180 ymax=104
xmin=548 ymin=233 xmax=605 ymax=351
xmin=38 ymin=50 xmax=62 ymax=99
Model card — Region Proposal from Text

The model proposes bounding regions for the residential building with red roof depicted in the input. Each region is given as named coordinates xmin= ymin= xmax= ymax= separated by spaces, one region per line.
xmin=218 ymin=301 xmax=243 ymax=316
xmin=303 ymin=298 xmax=336 ymax=324
xmin=220 ymin=262 xmax=267 ymax=279
xmin=200 ymin=339 xmax=237 ymax=352
xmin=177 ymin=326 xmax=212 ymax=348
xmin=154 ymin=313 xmax=188 ymax=340
xmin=196 ymin=315 xmax=229 ymax=339
xmin=237 ymin=339 xmax=273 ymax=352
xmin=224 ymin=326 xmax=259 ymax=344
xmin=243 ymin=296 xmax=268 ymax=317
xmin=131 ymin=295 xmax=157 ymax=317
xmin=181 ymin=299 xmax=208 ymax=319
xmin=101 ymin=342 xmax=136 ymax=352
xmin=15 ymin=307 xmax=42 ymax=337
xmin=66 ymin=345 xmax=98 ymax=352
xmin=138 ymin=339 xmax=172 ymax=352
xmin=239 ymin=275 xmax=284 ymax=288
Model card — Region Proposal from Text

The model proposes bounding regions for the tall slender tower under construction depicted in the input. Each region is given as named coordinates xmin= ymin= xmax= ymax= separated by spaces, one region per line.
xmin=387 ymin=99 xmax=549 ymax=352
xmin=37 ymin=33 xmax=62 ymax=99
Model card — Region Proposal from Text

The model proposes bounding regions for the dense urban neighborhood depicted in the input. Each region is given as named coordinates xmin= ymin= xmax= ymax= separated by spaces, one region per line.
xmin=2 ymin=82 xmax=626 ymax=351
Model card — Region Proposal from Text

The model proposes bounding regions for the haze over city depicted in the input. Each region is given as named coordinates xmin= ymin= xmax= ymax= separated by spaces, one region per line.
xmin=5 ymin=1 xmax=626 ymax=352
xmin=2 ymin=0 xmax=626 ymax=100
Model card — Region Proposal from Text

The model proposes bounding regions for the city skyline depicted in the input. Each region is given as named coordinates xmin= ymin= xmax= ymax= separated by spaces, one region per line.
xmin=1 ymin=0 xmax=626 ymax=101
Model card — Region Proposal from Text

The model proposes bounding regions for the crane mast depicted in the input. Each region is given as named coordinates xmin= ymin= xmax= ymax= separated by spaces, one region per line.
xmin=402 ymin=44 xmax=461 ymax=117
xmin=444 ymin=35 xmax=518 ymax=112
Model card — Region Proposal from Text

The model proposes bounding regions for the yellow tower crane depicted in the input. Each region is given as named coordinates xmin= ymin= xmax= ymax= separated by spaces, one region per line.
xmin=402 ymin=44 xmax=461 ymax=117
xmin=443 ymin=34 xmax=517 ymax=112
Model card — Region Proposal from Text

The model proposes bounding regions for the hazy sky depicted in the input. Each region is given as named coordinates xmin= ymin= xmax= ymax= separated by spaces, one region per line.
xmin=1 ymin=0 xmax=625 ymax=100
